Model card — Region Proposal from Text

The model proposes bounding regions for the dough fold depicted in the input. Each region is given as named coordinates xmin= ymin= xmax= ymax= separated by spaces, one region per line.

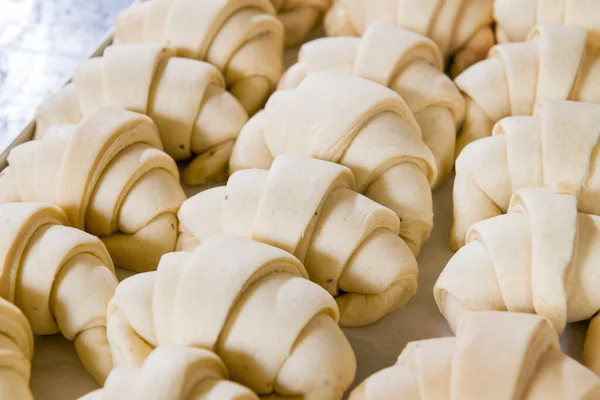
xmin=0 ymin=297 xmax=34 ymax=400
xmin=494 ymin=0 xmax=600 ymax=46
xmin=35 ymin=43 xmax=248 ymax=185
xmin=1 ymin=106 xmax=186 ymax=272
xmin=323 ymin=0 xmax=494 ymax=77
xmin=270 ymin=0 xmax=332 ymax=47
xmin=113 ymin=0 xmax=285 ymax=115
xmin=0 ymin=202 xmax=118 ymax=384
xmin=107 ymin=234 xmax=356 ymax=399
xmin=349 ymin=311 xmax=600 ymax=400
xmin=279 ymin=22 xmax=464 ymax=187
xmin=452 ymin=100 xmax=600 ymax=250
xmin=230 ymin=72 xmax=436 ymax=255
xmin=177 ymin=155 xmax=418 ymax=327
xmin=439 ymin=187 xmax=600 ymax=375
xmin=455 ymin=24 xmax=600 ymax=154
xmin=80 ymin=345 xmax=258 ymax=400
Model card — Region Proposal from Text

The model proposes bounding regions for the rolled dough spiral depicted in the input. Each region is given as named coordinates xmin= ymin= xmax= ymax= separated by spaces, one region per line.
xmin=80 ymin=345 xmax=258 ymax=400
xmin=177 ymin=154 xmax=418 ymax=327
xmin=0 ymin=202 xmax=118 ymax=384
xmin=114 ymin=0 xmax=285 ymax=115
xmin=35 ymin=43 xmax=248 ymax=185
xmin=230 ymin=71 xmax=437 ymax=255
xmin=323 ymin=0 xmax=494 ymax=77
xmin=279 ymin=22 xmax=465 ymax=187
xmin=349 ymin=311 xmax=600 ymax=400
xmin=0 ymin=106 xmax=186 ymax=272
xmin=270 ymin=0 xmax=332 ymax=47
xmin=0 ymin=297 xmax=34 ymax=400
xmin=455 ymin=24 xmax=600 ymax=154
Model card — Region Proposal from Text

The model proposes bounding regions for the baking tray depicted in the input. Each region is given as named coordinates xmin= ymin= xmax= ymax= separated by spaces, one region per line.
xmin=0 ymin=23 xmax=589 ymax=400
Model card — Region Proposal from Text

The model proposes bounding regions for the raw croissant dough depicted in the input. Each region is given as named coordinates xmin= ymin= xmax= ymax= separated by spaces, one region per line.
xmin=230 ymin=72 xmax=437 ymax=255
xmin=35 ymin=43 xmax=248 ymax=185
xmin=177 ymin=155 xmax=418 ymax=327
xmin=279 ymin=22 xmax=465 ymax=187
xmin=438 ymin=187 xmax=600 ymax=376
xmin=80 ymin=345 xmax=258 ymax=400
xmin=323 ymin=0 xmax=494 ymax=77
xmin=455 ymin=24 xmax=600 ymax=154
xmin=106 ymin=234 xmax=356 ymax=399
xmin=0 ymin=107 xmax=186 ymax=272
xmin=114 ymin=0 xmax=284 ymax=115
xmin=451 ymin=100 xmax=600 ymax=250
xmin=494 ymin=0 xmax=600 ymax=46
xmin=0 ymin=202 xmax=118 ymax=384
xmin=349 ymin=311 xmax=600 ymax=400
xmin=271 ymin=0 xmax=331 ymax=47
xmin=0 ymin=297 xmax=34 ymax=400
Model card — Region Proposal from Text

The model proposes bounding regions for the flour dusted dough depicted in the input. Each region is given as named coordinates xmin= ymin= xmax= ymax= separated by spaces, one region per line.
xmin=438 ymin=187 xmax=600 ymax=376
xmin=455 ymin=24 xmax=600 ymax=154
xmin=451 ymin=100 xmax=600 ymax=250
xmin=106 ymin=234 xmax=356 ymax=399
xmin=114 ymin=0 xmax=284 ymax=115
xmin=0 ymin=202 xmax=118 ymax=384
xmin=230 ymin=72 xmax=436 ymax=255
xmin=349 ymin=311 xmax=600 ymax=400
xmin=0 ymin=297 xmax=34 ymax=400
xmin=494 ymin=0 xmax=600 ymax=46
xmin=279 ymin=22 xmax=464 ymax=187
xmin=177 ymin=155 xmax=418 ymax=327
xmin=35 ymin=43 xmax=248 ymax=185
xmin=270 ymin=0 xmax=331 ymax=47
xmin=323 ymin=0 xmax=494 ymax=77
xmin=0 ymin=107 xmax=186 ymax=272
xmin=80 ymin=345 xmax=257 ymax=400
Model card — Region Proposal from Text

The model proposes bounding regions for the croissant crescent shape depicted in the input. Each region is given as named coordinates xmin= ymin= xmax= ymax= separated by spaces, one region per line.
xmin=455 ymin=24 xmax=600 ymax=154
xmin=438 ymin=187 xmax=600 ymax=375
xmin=230 ymin=72 xmax=436 ymax=255
xmin=80 ymin=345 xmax=258 ymax=400
xmin=494 ymin=0 xmax=600 ymax=46
xmin=35 ymin=43 xmax=248 ymax=185
xmin=0 ymin=107 xmax=187 ymax=272
xmin=349 ymin=311 xmax=600 ymax=400
xmin=270 ymin=0 xmax=332 ymax=47
xmin=279 ymin=22 xmax=465 ymax=187
xmin=177 ymin=155 xmax=418 ymax=327
xmin=106 ymin=234 xmax=356 ymax=399
xmin=113 ymin=0 xmax=285 ymax=115
xmin=0 ymin=202 xmax=118 ymax=384
xmin=0 ymin=297 xmax=34 ymax=400
xmin=451 ymin=100 xmax=600 ymax=250
xmin=323 ymin=0 xmax=494 ymax=77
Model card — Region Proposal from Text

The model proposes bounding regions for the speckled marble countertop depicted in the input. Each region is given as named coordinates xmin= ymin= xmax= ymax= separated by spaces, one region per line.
xmin=0 ymin=0 xmax=133 ymax=150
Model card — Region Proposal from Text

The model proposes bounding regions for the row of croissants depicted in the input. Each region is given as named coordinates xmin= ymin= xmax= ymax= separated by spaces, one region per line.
xmin=3 ymin=0 xmax=600 ymax=398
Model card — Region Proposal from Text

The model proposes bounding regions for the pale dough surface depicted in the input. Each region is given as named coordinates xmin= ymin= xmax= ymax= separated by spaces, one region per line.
xmin=29 ymin=176 xmax=589 ymax=399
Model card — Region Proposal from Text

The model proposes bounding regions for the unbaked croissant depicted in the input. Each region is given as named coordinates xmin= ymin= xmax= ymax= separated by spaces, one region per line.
xmin=349 ymin=311 xmax=600 ymax=400
xmin=438 ymin=187 xmax=600 ymax=376
xmin=451 ymin=100 xmax=600 ymax=250
xmin=80 ymin=345 xmax=258 ymax=400
xmin=455 ymin=24 xmax=600 ymax=154
xmin=271 ymin=0 xmax=331 ymax=47
xmin=0 ymin=297 xmax=34 ymax=400
xmin=278 ymin=22 xmax=465 ymax=187
xmin=494 ymin=0 xmax=600 ymax=46
xmin=114 ymin=0 xmax=285 ymax=115
xmin=0 ymin=106 xmax=186 ymax=272
xmin=35 ymin=42 xmax=248 ymax=185
xmin=0 ymin=202 xmax=118 ymax=384
xmin=107 ymin=234 xmax=356 ymax=399
xmin=230 ymin=71 xmax=437 ymax=255
xmin=177 ymin=154 xmax=418 ymax=327
xmin=323 ymin=0 xmax=494 ymax=77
